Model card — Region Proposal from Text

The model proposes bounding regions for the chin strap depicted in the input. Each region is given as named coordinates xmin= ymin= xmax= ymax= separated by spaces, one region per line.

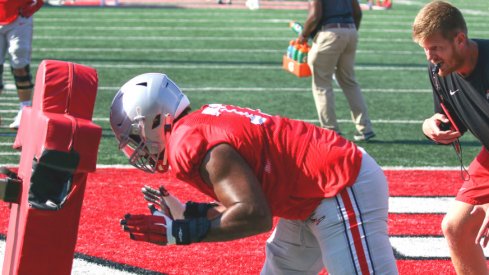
xmin=156 ymin=114 xmax=173 ymax=173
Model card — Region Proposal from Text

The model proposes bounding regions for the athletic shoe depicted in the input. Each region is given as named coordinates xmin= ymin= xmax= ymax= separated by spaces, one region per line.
xmin=245 ymin=0 xmax=259 ymax=10
xmin=353 ymin=131 xmax=376 ymax=142
xmin=9 ymin=109 xmax=22 ymax=129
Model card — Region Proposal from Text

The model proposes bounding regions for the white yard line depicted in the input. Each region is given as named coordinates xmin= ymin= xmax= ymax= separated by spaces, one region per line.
xmin=391 ymin=236 xmax=489 ymax=258
xmin=389 ymin=196 xmax=453 ymax=214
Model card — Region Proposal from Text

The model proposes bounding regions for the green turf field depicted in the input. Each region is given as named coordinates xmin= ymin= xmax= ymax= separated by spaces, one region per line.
xmin=0 ymin=0 xmax=487 ymax=168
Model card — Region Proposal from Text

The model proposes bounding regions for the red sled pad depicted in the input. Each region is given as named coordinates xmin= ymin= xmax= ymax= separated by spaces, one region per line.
xmin=15 ymin=110 xmax=101 ymax=173
xmin=4 ymin=60 xmax=102 ymax=275
xmin=14 ymin=60 xmax=101 ymax=171
xmin=33 ymin=59 xmax=98 ymax=119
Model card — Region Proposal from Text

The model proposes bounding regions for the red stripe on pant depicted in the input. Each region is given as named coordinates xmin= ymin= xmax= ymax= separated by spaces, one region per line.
xmin=340 ymin=188 xmax=371 ymax=274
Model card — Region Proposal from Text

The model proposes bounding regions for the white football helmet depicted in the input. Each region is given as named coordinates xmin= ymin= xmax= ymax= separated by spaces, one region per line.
xmin=110 ymin=73 xmax=190 ymax=173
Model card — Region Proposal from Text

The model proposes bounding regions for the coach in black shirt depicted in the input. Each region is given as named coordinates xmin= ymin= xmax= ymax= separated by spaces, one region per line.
xmin=413 ymin=1 xmax=489 ymax=274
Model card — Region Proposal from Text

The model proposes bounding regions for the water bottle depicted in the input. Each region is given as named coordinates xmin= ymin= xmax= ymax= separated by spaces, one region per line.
xmin=286 ymin=40 xmax=295 ymax=58
xmin=289 ymin=21 xmax=303 ymax=34
xmin=297 ymin=44 xmax=310 ymax=63
xmin=292 ymin=41 xmax=301 ymax=61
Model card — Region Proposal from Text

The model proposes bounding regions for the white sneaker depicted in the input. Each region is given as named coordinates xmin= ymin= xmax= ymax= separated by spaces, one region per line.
xmin=9 ymin=109 xmax=22 ymax=129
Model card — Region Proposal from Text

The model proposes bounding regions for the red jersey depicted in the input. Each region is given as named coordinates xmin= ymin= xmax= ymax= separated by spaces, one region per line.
xmin=167 ymin=104 xmax=362 ymax=220
xmin=0 ymin=0 xmax=39 ymax=25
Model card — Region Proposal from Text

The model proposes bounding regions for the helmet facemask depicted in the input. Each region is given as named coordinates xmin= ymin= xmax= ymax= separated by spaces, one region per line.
xmin=118 ymin=114 xmax=168 ymax=173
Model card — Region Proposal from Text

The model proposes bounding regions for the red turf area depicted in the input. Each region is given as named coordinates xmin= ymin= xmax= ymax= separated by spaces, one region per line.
xmin=0 ymin=169 xmax=469 ymax=274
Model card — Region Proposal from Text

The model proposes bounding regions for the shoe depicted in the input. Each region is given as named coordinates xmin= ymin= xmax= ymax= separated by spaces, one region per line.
xmin=246 ymin=0 xmax=259 ymax=10
xmin=9 ymin=109 xmax=22 ymax=129
xmin=217 ymin=0 xmax=223 ymax=4
xmin=353 ymin=131 xmax=375 ymax=142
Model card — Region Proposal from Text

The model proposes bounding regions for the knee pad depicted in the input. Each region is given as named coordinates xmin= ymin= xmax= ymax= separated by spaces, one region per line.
xmin=11 ymin=65 xmax=33 ymax=90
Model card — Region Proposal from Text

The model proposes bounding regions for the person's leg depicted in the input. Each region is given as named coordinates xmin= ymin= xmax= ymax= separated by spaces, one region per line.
xmin=7 ymin=16 xmax=33 ymax=129
xmin=444 ymin=147 xmax=489 ymax=274
xmin=334 ymin=28 xmax=373 ymax=136
xmin=261 ymin=218 xmax=323 ymax=275
xmin=0 ymin=22 xmax=8 ymax=125
xmin=308 ymin=29 xmax=345 ymax=133
xmin=442 ymin=201 xmax=488 ymax=274
xmin=0 ymin=22 xmax=8 ymax=94
xmin=307 ymin=148 xmax=398 ymax=274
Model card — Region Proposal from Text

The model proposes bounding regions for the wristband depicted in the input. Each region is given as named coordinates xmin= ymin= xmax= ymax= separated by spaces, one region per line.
xmin=172 ymin=217 xmax=211 ymax=245
xmin=184 ymin=201 xmax=218 ymax=219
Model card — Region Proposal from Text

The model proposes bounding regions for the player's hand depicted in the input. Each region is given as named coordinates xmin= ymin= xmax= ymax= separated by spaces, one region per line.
xmin=422 ymin=113 xmax=460 ymax=144
xmin=19 ymin=0 xmax=44 ymax=18
xmin=120 ymin=212 xmax=175 ymax=245
xmin=142 ymin=185 xmax=172 ymax=217
xmin=471 ymin=204 xmax=489 ymax=247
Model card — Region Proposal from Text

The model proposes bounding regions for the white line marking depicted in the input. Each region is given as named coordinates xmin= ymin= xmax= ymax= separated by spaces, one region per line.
xmin=0 ymin=152 xmax=20 ymax=156
xmin=389 ymin=197 xmax=453 ymax=214
xmin=391 ymin=237 xmax=489 ymax=258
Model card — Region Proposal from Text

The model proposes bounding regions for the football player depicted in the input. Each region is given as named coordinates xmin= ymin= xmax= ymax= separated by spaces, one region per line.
xmin=110 ymin=73 xmax=398 ymax=274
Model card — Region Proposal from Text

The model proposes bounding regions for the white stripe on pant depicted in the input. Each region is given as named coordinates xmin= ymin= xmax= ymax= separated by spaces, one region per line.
xmin=261 ymin=149 xmax=398 ymax=275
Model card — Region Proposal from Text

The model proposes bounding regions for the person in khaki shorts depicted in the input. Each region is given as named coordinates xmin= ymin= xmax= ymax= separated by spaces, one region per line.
xmin=298 ymin=0 xmax=374 ymax=141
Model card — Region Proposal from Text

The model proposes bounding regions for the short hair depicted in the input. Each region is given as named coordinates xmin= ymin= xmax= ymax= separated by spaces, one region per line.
xmin=412 ymin=1 xmax=467 ymax=44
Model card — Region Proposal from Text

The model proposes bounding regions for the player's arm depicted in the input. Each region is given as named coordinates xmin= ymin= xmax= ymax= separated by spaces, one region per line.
xmin=142 ymin=184 xmax=225 ymax=220
xmin=199 ymin=143 xmax=273 ymax=242
xmin=120 ymin=143 xmax=272 ymax=245
xmin=121 ymin=185 xmax=227 ymax=246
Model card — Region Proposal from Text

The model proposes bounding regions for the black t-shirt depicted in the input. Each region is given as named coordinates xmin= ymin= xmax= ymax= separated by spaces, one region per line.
xmin=428 ymin=39 xmax=489 ymax=149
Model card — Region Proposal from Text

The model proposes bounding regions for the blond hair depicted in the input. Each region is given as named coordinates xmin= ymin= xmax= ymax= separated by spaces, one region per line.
xmin=412 ymin=1 xmax=467 ymax=43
